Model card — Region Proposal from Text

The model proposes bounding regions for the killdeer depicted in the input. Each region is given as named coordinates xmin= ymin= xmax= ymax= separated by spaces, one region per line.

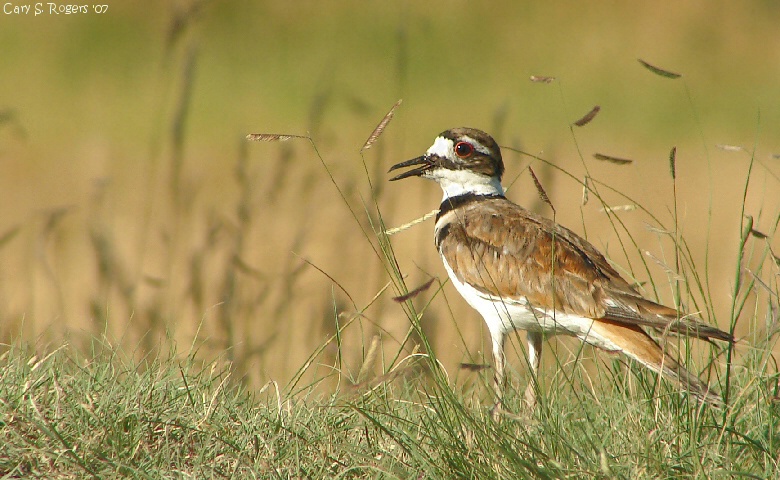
xmin=389 ymin=127 xmax=733 ymax=415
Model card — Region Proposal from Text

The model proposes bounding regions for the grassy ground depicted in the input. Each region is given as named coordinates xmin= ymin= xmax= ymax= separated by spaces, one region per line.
xmin=2 ymin=121 xmax=779 ymax=476
xmin=1 ymin=1 xmax=780 ymax=476
xmin=1 ymin=0 xmax=778 ymax=392
xmin=1 ymin=321 xmax=777 ymax=477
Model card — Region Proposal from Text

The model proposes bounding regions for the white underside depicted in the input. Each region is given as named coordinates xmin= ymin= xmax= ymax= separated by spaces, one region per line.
xmin=441 ymin=255 xmax=623 ymax=353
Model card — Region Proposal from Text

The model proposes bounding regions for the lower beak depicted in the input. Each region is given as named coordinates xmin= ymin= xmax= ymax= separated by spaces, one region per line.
xmin=388 ymin=155 xmax=431 ymax=181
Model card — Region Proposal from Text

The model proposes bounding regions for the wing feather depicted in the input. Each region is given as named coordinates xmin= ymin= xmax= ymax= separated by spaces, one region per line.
xmin=437 ymin=197 xmax=732 ymax=342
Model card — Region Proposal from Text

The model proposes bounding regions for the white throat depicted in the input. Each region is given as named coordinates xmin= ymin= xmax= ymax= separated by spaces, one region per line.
xmin=433 ymin=170 xmax=504 ymax=201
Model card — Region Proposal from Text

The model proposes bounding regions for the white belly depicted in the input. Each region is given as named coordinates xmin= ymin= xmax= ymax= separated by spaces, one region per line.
xmin=441 ymin=255 xmax=622 ymax=352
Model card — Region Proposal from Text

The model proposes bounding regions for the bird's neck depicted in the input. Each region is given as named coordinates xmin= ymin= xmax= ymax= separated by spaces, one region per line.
xmin=436 ymin=177 xmax=505 ymax=222
xmin=437 ymin=173 xmax=504 ymax=202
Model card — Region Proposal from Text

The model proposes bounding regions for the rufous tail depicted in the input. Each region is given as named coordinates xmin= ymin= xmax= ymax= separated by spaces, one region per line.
xmin=588 ymin=320 xmax=723 ymax=405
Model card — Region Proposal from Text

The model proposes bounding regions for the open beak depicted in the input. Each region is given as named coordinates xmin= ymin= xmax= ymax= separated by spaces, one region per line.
xmin=388 ymin=155 xmax=431 ymax=181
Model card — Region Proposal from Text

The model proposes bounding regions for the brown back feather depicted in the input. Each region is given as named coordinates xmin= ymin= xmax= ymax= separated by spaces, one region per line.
xmin=436 ymin=197 xmax=733 ymax=343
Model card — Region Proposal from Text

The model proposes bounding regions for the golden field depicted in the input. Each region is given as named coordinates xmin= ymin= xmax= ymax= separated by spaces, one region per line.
xmin=0 ymin=0 xmax=778 ymax=395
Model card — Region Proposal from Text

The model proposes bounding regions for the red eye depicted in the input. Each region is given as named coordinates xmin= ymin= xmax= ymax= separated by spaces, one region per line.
xmin=454 ymin=141 xmax=474 ymax=158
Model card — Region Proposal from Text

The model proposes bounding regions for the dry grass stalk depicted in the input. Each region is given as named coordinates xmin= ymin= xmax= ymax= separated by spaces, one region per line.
xmin=716 ymin=144 xmax=746 ymax=152
xmin=528 ymin=166 xmax=555 ymax=215
xmin=637 ymin=58 xmax=682 ymax=79
xmin=346 ymin=346 xmax=423 ymax=395
xmin=165 ymin=0 xmax=207 ymax=51
xmin=361 ymin=99 xmax=403 ymax=152
xmin=246 ymin=133 xmax=309 ymax=142
xmin=170 ymin=44 xmax=198 ymax=205
xmin=644 ymin=250 xmax=685 ymax=281
xmin=384 ymin=209 xmax=439 ymax=236
xmin=529 ymin=75 xmax=555 ymax=83
xmin=581 ymin=176 xmax=590 ymax=206
xmin=459 ymin=362 xmax=491 ymax=372
xmin=392 ymin=278 xmax=435 ymax=303
xmin=356 ymin=334 xmax=381 ymax=384
xmin=599 ymin=204 xmax=637 ymax=213
xmin=346 ymin=361 xmax=420 ymax=394
xmin=749 ymin=228 xmax=769 ymax=240
xmin=297 ymin=255 xmax=357 ymax=309
xmin=593 ymin=153 xmax=634 ymax=165
xmin=573 ymin=105 xmax=601 ymax=127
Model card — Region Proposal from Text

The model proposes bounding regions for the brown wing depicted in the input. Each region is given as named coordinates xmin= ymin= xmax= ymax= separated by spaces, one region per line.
xmin=437 ymin=197 xmax=732 ymax=342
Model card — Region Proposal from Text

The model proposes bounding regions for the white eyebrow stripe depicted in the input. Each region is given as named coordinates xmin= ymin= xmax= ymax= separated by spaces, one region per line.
xmin=427 ymin=135 xmax=492 ymax=158
xmin=461 ymin=135 xmax=491 ymax=155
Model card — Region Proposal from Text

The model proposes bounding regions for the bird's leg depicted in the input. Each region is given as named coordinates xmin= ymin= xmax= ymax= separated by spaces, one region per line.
xmin=524 ymin=331 xmax=543 ymax=409
xmin=490 ymin=333 xmax=506 ymax=421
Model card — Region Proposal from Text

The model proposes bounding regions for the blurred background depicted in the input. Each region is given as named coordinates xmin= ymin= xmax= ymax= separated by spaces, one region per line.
xmin=0 ymin=1 xmax=778 ymax=391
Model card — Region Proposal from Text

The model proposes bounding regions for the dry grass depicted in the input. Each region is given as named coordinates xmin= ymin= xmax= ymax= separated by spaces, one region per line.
xmin=0 ymin=5 xmax=779 ymax=475
xmin=0 ymin=1 xmax=778 ymax=404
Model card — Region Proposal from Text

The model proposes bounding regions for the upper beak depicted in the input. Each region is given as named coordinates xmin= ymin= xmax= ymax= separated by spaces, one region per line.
xmin=388 ymin=155 xmax=431 ymax=181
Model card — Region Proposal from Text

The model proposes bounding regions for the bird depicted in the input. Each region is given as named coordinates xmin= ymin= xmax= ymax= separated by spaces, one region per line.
xmin=388 ymin=127 xmax=733 ymax=417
